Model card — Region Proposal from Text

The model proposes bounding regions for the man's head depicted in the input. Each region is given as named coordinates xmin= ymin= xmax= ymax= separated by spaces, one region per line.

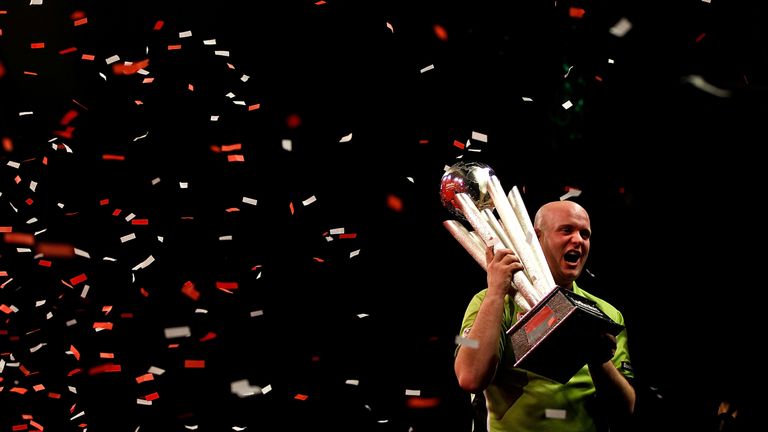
xmin=534 ymin=200 xmax=591 ymax=289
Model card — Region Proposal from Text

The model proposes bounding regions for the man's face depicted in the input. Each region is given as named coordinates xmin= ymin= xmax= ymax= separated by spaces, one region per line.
xmin=539 ymin=204 xmax=591 ymax=287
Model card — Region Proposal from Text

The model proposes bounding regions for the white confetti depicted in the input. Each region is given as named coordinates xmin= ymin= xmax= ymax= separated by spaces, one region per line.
xmin=455 ymin=335 xmax=479 ymax=349
xmin=302 ymin=195 xmax=317 ymax=206
xmin=219 ymin=235 xmax=233 ymax=241
xmin=179 ymin=182 xmax=189 ymax=189
xmin=137 ymin=398 xmax=153 ymax=405
xmin=562 ymin=100 xmax=573 ymax=110
xmin=346 ymin=379 xmax=360 ymax=386
xmin=203 ymin=39 xmax=216 ymax=45
xmin=105 ymin=54 xmax=120 ymax=65
xmin=609 ymin=17 xmax=632 ymax=37
xmin=74 ymin=248 xmax=90 ymax=258
xmin=522 ymin=96 xmax=533 ymax=102
xmin=250 ymin=310 xmax=264 ymax=317
xmin=125 ymin=213 xmax=136 ymax=222
xmin=214 ymin=50 xmax=230 ymax=57
xmin=559 ymin=188 xmax=582 ymax=201
xmin=151 ymin=177 xmax=161 ymax=185
xmin=148 ymin=366 xmax=165 ymax=375
xmin=231 ymin=379 xmax=262 ymax=398
xmin=386 ymin=22 xmax=394 ymax=32
xmin=339 ymin=132 xmax=353 ymax=143
xmin=281 ymin=139 xmax=293 ymax=151
xmin=132 ymin=255 xmax=155 ymax=270
xmin=210 ymin=115 xmax=220 ymax=121
xmin=545 ymin=408 xmax=567 ymax=419
xmin=30 ymin=0 xmax=43 ymax=5
xmin=349 ymin=249 xmax=361 ymax=258
xmin=179 ymin=30 xmax=193 ymax=38
xmin=133 ymin=131 xmax=149 ymax=141
xmin=405 ymin=389 xmax=421 ymax=396
xmin=120 ymin=233 xmax=137 ymax=243
xmin=471 ymin=131 xmax=488 ymax=142
xmin=242 ymin=196 xmax=258 ymax=206
xmin=683 ymin=74 xmax=732 ymax=98
xmin=6 ymin=161 xmax=20 ymax=168
xmin=330 ymin=228 xmax=345 ymax=235
xmin=18 ymin=111 xmax=33 ymax=116
xmin=420 ymin=64 xmax=435 ymax=73
xmin=164 ymin=326 xmax=191 ymax=339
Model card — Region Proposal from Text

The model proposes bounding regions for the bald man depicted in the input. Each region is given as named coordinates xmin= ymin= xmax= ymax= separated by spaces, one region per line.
xmin=455 ymin=200 xmax=636 ymax=432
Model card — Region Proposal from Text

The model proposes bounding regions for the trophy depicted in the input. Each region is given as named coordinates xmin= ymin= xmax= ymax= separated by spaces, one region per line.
xmin=441 ymin=161 xmax=624 ymax=383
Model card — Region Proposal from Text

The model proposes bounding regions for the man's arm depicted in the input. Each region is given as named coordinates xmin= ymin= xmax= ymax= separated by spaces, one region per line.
xmin=454 ymin=247 xmax=522 ymax=393
xmin=588 ymin=333 xmax=637 ymax=420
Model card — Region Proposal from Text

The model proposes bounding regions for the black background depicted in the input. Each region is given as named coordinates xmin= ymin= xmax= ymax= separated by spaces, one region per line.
xmin=2 ymin=1 xmax=767 ymax=431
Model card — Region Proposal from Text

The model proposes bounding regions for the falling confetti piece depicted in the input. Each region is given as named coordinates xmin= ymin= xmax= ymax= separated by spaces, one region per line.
xmin=609 ymin=17 xmax=632 ymax=37
xmin=682 ymin=74 xmax=732 ymax=98
xmin=455 ymin=335 xmax=479 ymax=349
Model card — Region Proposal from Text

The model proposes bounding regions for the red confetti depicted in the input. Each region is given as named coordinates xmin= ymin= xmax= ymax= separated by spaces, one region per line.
xmin=36 ymin=242 xmax=75 ymax=258
xmin=168 ymin=44 xmax=182 ymax=50
xmin=407 ymin=397 xmax=442 ymax=408
xmin=294 ymin=393 xmax=309 ymax=400
xmin=452 ymin=140 xmax=465 ymax=149
xmin=131 ymin=219 xmax=149 ymax=225
xmin=227 ymin=154 xmax=245 ymax=162
xmin=102 ymin=154 xmax=125 ymax=161
xmin=216 ymin=281 xmax=239 ymax=290
xmin=38 ymin=260 xmax=52 ymax=267
xmin=92 ymin=322 xmax=113 ymax=330
xmin=339 ymin=233 xmax=357 ymax=239
xmin=81 ymin=54 xmax=95 ymax=61
xmin=433 ymin=24 xmax=448 ymax=41
xmin=69 ymin=273 xmax=87 ymax=285
xmin=73 ymin=17 xmax=87 ymax=26
xmin=386 ymin=194 xmax=404 ymax=212
xmin=221 ymin=143 xmax=242 ymax=151
xmin=153 ymin=20 xmax=164 ymax=31
xmin=199 ymin=331 xmax=217 ymax=342
xmin=695 ymin=32 xmax=706 ymax=43
xmin=184 ymin=360 xmax=205 ymax=369
xmin=569 ymin=7 xmax=586 ymax=18
xmin=181 ymin=280 xmax=200 ymax=300
xmin=136 ymin=373 xmax=154 ymax=383
xmin=286 ymin=113 xmax=302 ymax=128
xmin=59 ymin=47 xmax=77 ymax=55
xmin=4 ymin=232 xmax=34 ymax=245
xmin=87 ymin=363 xmax=121 ymax=375
xmin=30 ymin=42 xmax=45 ymax=49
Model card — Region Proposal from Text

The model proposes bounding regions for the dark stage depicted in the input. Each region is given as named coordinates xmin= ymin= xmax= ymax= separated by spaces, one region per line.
xmin=1 ymin=1 xmax=766 ymax=431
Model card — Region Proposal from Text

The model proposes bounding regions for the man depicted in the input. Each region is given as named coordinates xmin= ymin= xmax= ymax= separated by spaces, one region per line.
xmin=454 ymin=200 xmax=636 ymax=431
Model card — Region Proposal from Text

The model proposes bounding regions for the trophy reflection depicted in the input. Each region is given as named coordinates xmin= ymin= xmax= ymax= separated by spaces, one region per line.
xmin=441 ymin=161 xmax=623 ymax=383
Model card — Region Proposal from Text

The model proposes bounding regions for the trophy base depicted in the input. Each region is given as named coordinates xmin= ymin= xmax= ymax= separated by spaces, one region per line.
xmin=506 ymin=286 xmax=624 ymax=383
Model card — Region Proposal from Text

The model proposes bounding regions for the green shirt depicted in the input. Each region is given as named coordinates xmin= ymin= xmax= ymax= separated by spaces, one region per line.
xmin=458 ymin=283 xmax=633 ymax=432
